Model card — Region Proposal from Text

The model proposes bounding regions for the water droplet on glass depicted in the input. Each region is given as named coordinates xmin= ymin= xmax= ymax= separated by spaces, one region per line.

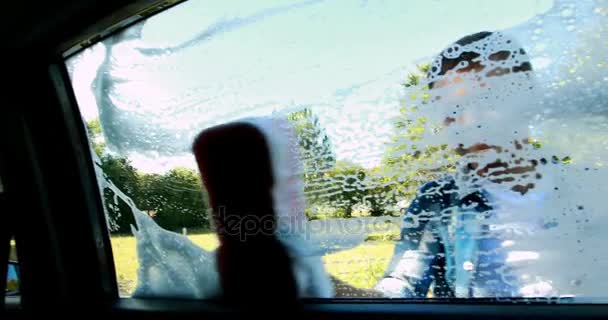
xmin=561 ymin=9 xmax=573 ymax=17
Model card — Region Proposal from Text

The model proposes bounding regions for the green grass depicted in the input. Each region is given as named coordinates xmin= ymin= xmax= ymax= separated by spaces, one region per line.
xmin=111 ymin=231 xmax=220 ymax=296
xmin=110 ymin=232 xmax=394 ymax=296
xmin=364 ymin=229 xmax=400 ymax=242
xmin=322 ymin=241 xmax=395 ymax=289
xmin=7 ymin=241 xmax=20 ymax=292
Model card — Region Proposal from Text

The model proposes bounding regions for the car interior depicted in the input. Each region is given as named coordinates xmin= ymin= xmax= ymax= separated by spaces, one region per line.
xmin=2 ymin=0 xmax=608 ymax=319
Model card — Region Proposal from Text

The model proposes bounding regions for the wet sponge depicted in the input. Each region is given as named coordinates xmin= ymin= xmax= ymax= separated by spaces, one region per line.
xmin=192 ymin=121 xmax=299 ymax=308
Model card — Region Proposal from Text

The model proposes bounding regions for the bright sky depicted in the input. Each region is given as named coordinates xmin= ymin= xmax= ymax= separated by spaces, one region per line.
xmin=68 ymin=0 xmax=554 ymax=173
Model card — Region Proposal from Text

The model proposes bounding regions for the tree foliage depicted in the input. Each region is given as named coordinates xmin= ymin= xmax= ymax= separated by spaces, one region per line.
xmin=86 ymin=73 xmax=447 ymax=230
xmin=86 ymin=120 xmax=210 ymax=233
xmin=383 ymin=63 xmax=457 ymax=201
xmin=287 ymin=108 xmax=336 ymax=204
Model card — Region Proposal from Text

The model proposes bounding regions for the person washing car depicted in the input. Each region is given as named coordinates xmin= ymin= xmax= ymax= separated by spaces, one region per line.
xmin=374 ymin=31 xmax=545 ymax=298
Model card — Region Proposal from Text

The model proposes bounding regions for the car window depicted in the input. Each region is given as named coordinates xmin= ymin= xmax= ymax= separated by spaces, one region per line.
xmin=5 ymin=239 xmax=19 ymax=298
xmin=66 ymin=0 xmax=608 ymax=301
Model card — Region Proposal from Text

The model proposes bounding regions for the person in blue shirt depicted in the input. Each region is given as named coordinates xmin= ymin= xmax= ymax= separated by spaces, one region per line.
xmin=375 ymin=31 xmax=538 ymax=298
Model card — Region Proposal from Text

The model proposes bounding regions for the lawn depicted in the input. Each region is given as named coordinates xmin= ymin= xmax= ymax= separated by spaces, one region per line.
xmin=110 ymin=232 xmax=396 ymax=297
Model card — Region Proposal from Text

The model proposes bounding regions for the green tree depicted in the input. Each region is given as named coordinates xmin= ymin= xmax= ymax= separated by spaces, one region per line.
xmin=86 ymin=118 xmax=106 ymax=157
xmin=287 ymin=108 xmax=336 ymax=204
xmin=99 ymin=155 xmax=140 ymax=232
xmin=139 ymin=167 xmax=210 ymax=231
xmin=86 ymin=119 xmax=139 ymax=232
xmin=363 ymin=167 xmax=398 ymax=217
xmin=287 ymin=109 xmax=400 ymax=217
xmin=85 ymin=119 xmax=210 ymax=233
xmin=401 ymin=63 xmax=431 ymax=88
xmin=382 ymin=63 xmax=457 ymax=201
xmin=324 ymin=161 xmax=369 ymax=217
